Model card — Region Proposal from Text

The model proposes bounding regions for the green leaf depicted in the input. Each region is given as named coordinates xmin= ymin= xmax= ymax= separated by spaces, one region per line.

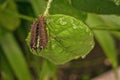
xmin=0 ymin=49 xmax=14 ymax=80
xmin=50 ymin=0 xmax=87 ymax=21
xmin=0 ymin=32 xmax=32 ymax=80
xmin=110 ymin=0 xmax=120 ymax=5
xmin=100 ymin=15 xmax=120 ymax=40
xmin=94 ymin=30 xmax=118 ymax=68
xmin=100 ymin=15 xmax=120 ymax=26
xmin=0 ymin=0 xmax=20 ymax=31
xmin=26 ymin=14 xmax=94 ymax=64
xmin=112 ymin=31 xmax=120 ymax=40
xmin=86 ymin=14 xmax=118 ymax=68
xmin=30 ymin=0 xmax=47 ymax=16
xmin=39 ymin=60 xmax=57 ymax=80
xmin=30 ymin=0 xmax=87 ymax=21
xmin=71 ymin=0 xmax=120 ymax=15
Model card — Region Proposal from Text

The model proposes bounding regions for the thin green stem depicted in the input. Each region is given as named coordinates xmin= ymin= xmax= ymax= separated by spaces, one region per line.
xmin=6 ymin=10 xmax=34 ymax=21
xmin=43 ymin=0 xmax=53 ymax=16
xmin=0 ymin=5 xmax=34 ymax=21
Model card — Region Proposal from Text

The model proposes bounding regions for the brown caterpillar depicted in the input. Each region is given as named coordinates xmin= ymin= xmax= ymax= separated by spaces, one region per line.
xmin=30 ymin=19 xmax=39 ymax=50
xmin=39 ymin=15 xmax=48 ymax=50
xmin=30 ymin=15 xmax=48 ymax=50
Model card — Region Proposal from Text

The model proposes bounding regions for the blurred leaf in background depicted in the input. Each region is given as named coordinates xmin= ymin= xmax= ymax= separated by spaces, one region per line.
xmin=0 ymin=0 xmax=33 ymax=80
xmin=0 ymin=0 xmax=20 ymax=31
xmin=0 ymin=32 xmax=32 ymax=80
xmin=71 ymin=0 xmax=120 ymax=15
xmin=100 ymin=15 xmax=120 ymax=40
xmin=86 ymin=14 xmax=118 ymax=69
xmin=1 ymin=48 xmax=14 ymax=80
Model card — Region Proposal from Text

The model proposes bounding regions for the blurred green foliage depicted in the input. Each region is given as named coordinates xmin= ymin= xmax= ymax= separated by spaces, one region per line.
xmin=0 ymin=0 xmax=120 ymax=80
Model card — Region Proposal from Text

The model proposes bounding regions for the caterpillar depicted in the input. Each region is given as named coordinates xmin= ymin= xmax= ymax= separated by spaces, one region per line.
xmin=30 ymin=15 xmax=48 ymax=51
xmin=39 ymin=15 xmax=48 ymax=50
xmin=30 ymin=19 xmax=39 ymax=50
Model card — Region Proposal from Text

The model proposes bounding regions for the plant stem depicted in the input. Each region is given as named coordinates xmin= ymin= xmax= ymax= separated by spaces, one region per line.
xmin=43 ymin=0 xmax=53 ymax=16
xmin=4 ymin=11 xmax=33 ymax=21
xmin=6 ymin=10 xmax=34 ymax=21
